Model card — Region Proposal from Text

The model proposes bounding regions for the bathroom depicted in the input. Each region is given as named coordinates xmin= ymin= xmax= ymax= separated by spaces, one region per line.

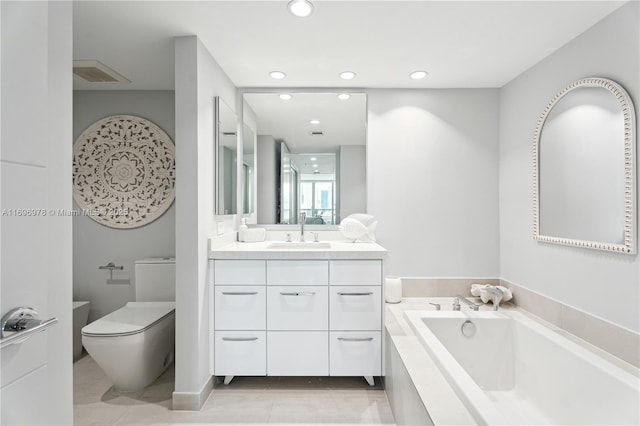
xmin=1 ymin=1 xmax=638 ymax=425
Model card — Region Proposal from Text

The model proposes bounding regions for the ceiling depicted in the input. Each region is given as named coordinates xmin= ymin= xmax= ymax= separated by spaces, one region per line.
xmin=73 ymin=1 xmax=626 ymax=91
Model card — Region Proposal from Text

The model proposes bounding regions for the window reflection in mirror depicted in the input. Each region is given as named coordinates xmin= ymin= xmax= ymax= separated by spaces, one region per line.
xmin=244 ymin=92 xmax=366 ymax=225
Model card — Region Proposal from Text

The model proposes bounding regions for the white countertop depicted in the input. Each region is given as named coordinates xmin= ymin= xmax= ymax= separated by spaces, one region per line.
xmin=208 ymin=240 xmax=388 ymax=260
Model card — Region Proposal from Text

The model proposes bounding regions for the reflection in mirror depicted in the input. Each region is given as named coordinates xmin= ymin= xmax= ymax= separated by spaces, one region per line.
xmin=245 ymin=92 xmax=367 ymax=225
xmin=243 ymin=123 xmax=255 ymax=214
xmin=534 ymin=78 xmax=636 ymax=253
xmin=215 ymin=97 xmax=238 ymax=215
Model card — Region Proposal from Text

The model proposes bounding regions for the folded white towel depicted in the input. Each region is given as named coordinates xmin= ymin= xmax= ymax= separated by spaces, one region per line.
xmin=470 ymin=284 xmax=512 ymax=305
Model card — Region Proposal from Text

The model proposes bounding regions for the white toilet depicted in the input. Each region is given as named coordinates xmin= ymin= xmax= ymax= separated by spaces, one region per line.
xmin=82 ymin=258 xmax=175 ymax=392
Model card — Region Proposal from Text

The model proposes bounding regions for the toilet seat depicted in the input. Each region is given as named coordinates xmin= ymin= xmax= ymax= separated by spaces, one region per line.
xmin=82 ymin=302 xmax=175 ymax=337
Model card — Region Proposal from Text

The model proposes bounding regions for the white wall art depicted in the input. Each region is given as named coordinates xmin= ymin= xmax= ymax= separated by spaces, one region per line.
xmin=73 ymin=115 xmax=176 ymax=228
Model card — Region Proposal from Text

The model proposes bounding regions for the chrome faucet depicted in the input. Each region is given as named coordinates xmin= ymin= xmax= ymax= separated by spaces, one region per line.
xmin=485 ymin=286 xmax=504 ymax=311
xmin=453 ymin=295 xmax=480 ymax=311
xmin=299 ymin=212 xmax=306 ymax=242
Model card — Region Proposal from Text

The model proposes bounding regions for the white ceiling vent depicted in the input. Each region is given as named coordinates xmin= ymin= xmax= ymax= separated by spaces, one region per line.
xmin=73 ymin=60 xmax=130 ymax=83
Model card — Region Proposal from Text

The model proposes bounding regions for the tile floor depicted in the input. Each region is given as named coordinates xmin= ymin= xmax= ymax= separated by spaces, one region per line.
xmin=73 ymin=355 xmax=396 ymax=425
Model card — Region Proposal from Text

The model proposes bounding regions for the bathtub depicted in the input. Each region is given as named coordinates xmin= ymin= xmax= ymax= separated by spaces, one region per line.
xmin=73 ymin=301 xmax=91 ymax=361
xmin=405 ymin=310 xmax=639 ymax=425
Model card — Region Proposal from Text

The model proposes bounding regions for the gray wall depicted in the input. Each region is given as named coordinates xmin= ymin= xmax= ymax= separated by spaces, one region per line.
xmin=257 ymin=135 xmax=279 ymax=224
xmin=339 ymin=145 xmax=366 ymax=221
xmin=368 ymin=89 xmax=501 ymax=278
xmin=499 ymin=2 xmax=639 ymax=332
xmin=72 ymin=90 xmax=176 ymax=322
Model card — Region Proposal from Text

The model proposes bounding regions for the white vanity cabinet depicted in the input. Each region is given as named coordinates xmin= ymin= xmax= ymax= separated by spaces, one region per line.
xmin=210 ymin=244 xmax=386 ymax=385
xmin=213 ymin=260 xmax=267 ymax=378
xmin=329 ymin=260 xmax=382 ymax=381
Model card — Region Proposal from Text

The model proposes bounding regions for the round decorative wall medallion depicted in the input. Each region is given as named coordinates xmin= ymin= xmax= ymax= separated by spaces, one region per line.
xmin=73 ymin=115 xmax=175 ymax=229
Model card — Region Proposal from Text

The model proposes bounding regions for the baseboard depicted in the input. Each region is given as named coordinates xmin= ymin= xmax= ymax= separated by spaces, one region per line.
xmin=172 ymin=375 xmax=214 ymax=411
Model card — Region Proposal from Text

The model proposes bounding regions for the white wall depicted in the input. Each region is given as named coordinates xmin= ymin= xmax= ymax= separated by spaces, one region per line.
xmin=367 ymin=89 xmax=500 ymax=278
xmin=339 ymin=145 xmax=366 ymax=221
xmin=174 ymin=35 xmax=237 ymax=408
xmin=500 ymin=2 xmax=639 ymax=332
xmin=1 ymin=1 xmax=73 ymax=424
xmin=72 ymin=91 xmax=176 ymax=322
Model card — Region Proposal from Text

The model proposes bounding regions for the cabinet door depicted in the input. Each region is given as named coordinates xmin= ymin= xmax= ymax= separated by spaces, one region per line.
xmin=267 ymin=286 xmax=328 ymax=330
xmin=330 ymin=286 xmax=381 ymax=331
xmin=215 ymin=286 xmax=266 ymax=330
xmin=267 ymin=260 xmax=328 ymax=285
xmin=215 ymin=260 xmax=265 ymax=285
xmin=330 ymin=331 xmax=381 ymax=376
xmin=329 ymin=260 xmax=382 ymax=285
xmin=215 ymin=331 xmax=266 ymax=376
xmin=267 ymin=331 xmax=329 ymax=376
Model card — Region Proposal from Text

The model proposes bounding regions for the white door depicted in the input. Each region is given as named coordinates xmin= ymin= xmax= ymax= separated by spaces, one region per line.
xmin=0 ymin=2 xmax=73 ymax=424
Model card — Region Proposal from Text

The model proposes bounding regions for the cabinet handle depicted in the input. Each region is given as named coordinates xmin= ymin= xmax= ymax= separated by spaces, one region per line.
xmin=337 ymin=337 xmax=374 ymax=342
xmin=222 ymin=337 xmax=259 ymax=341
xmin=337 ymin=292 xmax=373 ymax=296
xmin=221 ymin=291 xmax=259 ymax=295
xmin=279 ymin=292 xmax=316 ymax=296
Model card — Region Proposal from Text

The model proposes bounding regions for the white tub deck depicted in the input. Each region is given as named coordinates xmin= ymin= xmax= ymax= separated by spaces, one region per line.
xmin=405 ymin=309 xmax=640 ymax=425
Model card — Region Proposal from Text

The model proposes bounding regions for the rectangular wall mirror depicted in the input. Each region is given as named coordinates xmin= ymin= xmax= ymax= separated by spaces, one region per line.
xmin=215 ymin=97 xmax=238 ymax=215
xmin=243 ymin=92 xmax=367 ymax=226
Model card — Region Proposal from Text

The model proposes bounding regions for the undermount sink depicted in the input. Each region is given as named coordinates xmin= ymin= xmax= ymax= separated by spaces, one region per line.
xmin=266 ymin=242 xmax=332 ymax=250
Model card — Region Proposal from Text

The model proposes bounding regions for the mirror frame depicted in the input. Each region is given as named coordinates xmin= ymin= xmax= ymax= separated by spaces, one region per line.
xmin=237 ymin=88 xmax=367 ymax=229
xmin=533 ymin=77 xmax=636 ymax=254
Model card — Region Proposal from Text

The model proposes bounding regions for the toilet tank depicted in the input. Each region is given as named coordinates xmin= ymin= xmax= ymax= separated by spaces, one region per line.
xmin=134 ymin=257 xmax=175 ymax=302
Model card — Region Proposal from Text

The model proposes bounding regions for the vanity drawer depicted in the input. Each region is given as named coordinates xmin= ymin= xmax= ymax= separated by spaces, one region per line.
xmin=329 ymin=286 xmax=381 ymax=331
xmin=329 ymin=331 xmax=381 ymax=376
xmin=267 ymin=286 xmax=328 ymax=330
xmin=214 ymin=260 xmax=265 ymax=285
xmin=267 ymin=331 xmax=329 ymax=376
xmin=329 ymin=260 xmax=382 ymax=285
xmin=214 ymin=286 xmax=266 ymax=330
xmin=267 ymin=260 xmax=328 ymax=285
xmin=215 ymin=331 xmax=266 ymax=376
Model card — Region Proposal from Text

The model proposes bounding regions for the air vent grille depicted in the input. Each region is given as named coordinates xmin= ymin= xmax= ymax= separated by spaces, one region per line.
xmin=73 ymin=60 xmax=130 ymax=83
xmin=309 ymin=131 xmax=324 ymax=136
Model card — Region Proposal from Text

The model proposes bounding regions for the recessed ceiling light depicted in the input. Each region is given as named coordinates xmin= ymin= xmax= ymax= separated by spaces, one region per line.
xmin=410 ymin=70 xmax=429 ymax=80
xmin=310 ymin=157 xmax=317 ymax=161
xmin=339 ymin=71 xmax=356 ymax=80
xmin=279 ymin=94 xmax=293 ymax=100
xmin=337 ymin=93 xmax=351 ymax=100
xmin=312 ymin=164 xmax=318 ymax=168
xmin=288 ymin=0 xmax=314 ymax=17
xmin=270 ymin=71 xmax=286 ymax=80
xmin=310 ymin=119 xmax=320 ymax=125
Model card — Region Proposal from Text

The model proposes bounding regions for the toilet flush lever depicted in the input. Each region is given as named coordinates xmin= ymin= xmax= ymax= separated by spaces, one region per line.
xmin=0 ymin=307 xmax=57 ymax=349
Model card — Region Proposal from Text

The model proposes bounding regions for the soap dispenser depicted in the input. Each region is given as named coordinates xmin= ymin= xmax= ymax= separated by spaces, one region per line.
xmin=238 ymin=218 xmax=248 ymax=242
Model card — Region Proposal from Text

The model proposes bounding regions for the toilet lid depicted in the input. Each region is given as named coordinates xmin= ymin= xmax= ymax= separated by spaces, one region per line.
xmin=82 ymin=302 xmax=175 ymax=337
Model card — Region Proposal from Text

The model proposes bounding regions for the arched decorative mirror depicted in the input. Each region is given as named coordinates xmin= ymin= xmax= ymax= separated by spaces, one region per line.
xmin=533 ymin=77 xmax=636 ymax=253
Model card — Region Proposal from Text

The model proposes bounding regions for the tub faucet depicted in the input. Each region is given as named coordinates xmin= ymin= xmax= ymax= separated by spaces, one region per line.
xmin=299 ymin=212 xmax=306 ymax=242
xmin=485 ymin=286 xmax=504 ymax=311
xmin=453 ymin=295 xmax=480 ymax=311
